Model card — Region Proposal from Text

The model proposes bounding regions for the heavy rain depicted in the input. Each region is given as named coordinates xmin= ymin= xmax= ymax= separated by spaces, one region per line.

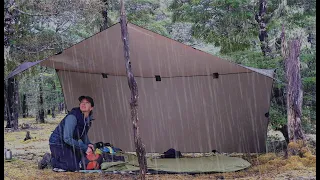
xmin=4 ymin=0 xmax=316 ymax=179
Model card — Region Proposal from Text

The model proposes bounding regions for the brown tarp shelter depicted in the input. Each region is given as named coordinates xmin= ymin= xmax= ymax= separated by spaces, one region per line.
xmin=9 ymin=22 xmax=275 ymax=153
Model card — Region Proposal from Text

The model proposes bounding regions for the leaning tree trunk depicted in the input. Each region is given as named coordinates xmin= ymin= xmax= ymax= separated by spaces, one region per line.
xmin=6 ymin=78 xmax=19 ymax=129
xmin=120 ymin=0 xmax=147 ymax=179
xmin=255 ymin=0 xmax=271 ymax=56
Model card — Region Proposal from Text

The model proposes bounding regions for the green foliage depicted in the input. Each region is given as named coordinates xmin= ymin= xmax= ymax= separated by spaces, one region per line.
xmin=301 ymin=105 xmax=316 ymax=134
xmin=170 ymin=0 xmax=257 ymax=54
xmin=300 ymin=48 xmax=316 ymax=77
xmin=147 ymin=21 xmax=171 ymax=37
xmin=126 ymin=0 xmax=171 ymax=37
xmin=302 ymin=77 xmax=316 ymax=93
xmin=19 ymin=68 xmax=64 ymax=117
xmin=287 ymin=0 xmax=316 ymax=15
xmin=219 ymin=50 xmax=281 ymax=69
xmin=269 ymin=104 xmax=287 ymax=129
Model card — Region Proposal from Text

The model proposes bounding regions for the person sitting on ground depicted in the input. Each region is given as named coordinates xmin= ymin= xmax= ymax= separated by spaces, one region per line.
xmin=38 ymin=96 xmax=96 ymax=172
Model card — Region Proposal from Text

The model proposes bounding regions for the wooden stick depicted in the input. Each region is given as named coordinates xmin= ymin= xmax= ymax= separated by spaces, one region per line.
xmin=119 ymin=0 xmax=147 ymax=179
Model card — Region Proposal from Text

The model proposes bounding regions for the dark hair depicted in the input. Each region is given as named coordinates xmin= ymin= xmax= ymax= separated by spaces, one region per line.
xmin=78 ymin=96 xmax=94 ymax=107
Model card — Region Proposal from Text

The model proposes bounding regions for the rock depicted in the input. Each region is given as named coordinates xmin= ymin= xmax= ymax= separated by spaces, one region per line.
xmin=305 ymin=134 xmax=316 ymax=150
xmin=266 ymin=128 xmax=290 ymax=153
xmin=266 ymin=140 xmax=287 ymax=153
xmin=21 ymin=123 xmax=31 ymax=129
xmin=305 ymin=134 xmax=316 ymax=143
xmin=267 ymin=129 xmax=285 ymax=141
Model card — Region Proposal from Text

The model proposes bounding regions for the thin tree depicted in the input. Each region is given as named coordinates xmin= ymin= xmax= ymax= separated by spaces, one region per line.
xmin=119 ymin=0 xmax=147 ymax=179
xmin=37 ymin=68 xmax=45 ymax=123
xmin=4 ymin=0 xmax=20 ymax=130
xmin=255 ymin=0 xmax=271 ymax=56
xmin=100 ymin=0 xmax=109 ymax=32
xmin=5 ymin=78 xmax=19 ymax=129
xmin=4 ymin=81 xmax=12 ymax=128
xmin=51 ymin=80 xmax=56 ymax=118
xmin=22 ymin=94 xmax=28 ymax=118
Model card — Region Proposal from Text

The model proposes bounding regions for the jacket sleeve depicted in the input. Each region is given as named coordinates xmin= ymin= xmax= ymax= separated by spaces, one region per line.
xmin=63 ymin=114 xmax=88 ymax=152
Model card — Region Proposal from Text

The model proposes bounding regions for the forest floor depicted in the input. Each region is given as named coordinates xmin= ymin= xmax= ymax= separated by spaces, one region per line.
xmin=4 ymin=114 xmax=316 ymax=180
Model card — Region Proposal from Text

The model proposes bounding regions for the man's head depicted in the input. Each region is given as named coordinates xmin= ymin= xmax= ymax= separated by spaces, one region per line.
xmin=79 ymin=96 xmax=94 ymax=113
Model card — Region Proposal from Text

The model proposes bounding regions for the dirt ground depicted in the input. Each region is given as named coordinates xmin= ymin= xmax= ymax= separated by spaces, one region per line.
xmin=4 ymin=114 xmax=316 ymax=180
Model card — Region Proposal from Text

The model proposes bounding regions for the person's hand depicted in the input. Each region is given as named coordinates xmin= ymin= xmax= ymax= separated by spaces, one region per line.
xmin=88 ymin=144 xmax=94 ymax=150
xmin=86 ymin=146 xmax=93 ymax=155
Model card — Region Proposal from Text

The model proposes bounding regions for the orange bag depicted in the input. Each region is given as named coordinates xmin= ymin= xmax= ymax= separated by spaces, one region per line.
xmin=86 ymin=153 xmax=102 ymax=170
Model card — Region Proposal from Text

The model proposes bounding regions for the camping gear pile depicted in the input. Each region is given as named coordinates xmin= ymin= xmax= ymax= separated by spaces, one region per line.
xmin=84 ymin=142 xmax=123 ymax=170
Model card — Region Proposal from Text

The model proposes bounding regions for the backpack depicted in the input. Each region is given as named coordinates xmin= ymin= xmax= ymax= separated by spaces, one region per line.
xmin=161 ymin=148 xmax=182 ymax=158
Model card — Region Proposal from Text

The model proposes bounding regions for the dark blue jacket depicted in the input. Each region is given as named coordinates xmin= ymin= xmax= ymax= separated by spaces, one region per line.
xmin=49 ymin=107 xmax=93 ymax=152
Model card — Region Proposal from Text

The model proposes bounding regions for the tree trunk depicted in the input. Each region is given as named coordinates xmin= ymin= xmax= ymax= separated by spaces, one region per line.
xmin=22 ymin=94 xmax=28 ymax=118
xmin=4 ymin=82 xmax=11 ymax=127
xmin=4 ymin=0 xmax=18 ymax=47
xmin=285 ymin=39 xmax=305 ymax=143
xmin=100 ymin=0 xmax=109 ymax=32
xmin=4 ymin=95 xmax=8 ymax=122
xmin=4 ymin=0 xmax=19 ymax=73
xmin=51 ymin=79 xmax=56 ymax=118
xmin=120 ymin=0 xmax=147 ymax=179
xmin=37 ymin=73 xmax=45 ymax=123
xmin=255 ymin=0 xmax=271 ymax=56
xmin=59 ymin=103 xmax=63 ymax=112
xmin=4 ymin=0 xmax=20 ymax=130
xmin=6 ymin=78 xmax=19 ymax=130
xmin=275 ymin=124 xmax=289 ymax=144
xmin=52 ymin=106 xmax=56 ymax=118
